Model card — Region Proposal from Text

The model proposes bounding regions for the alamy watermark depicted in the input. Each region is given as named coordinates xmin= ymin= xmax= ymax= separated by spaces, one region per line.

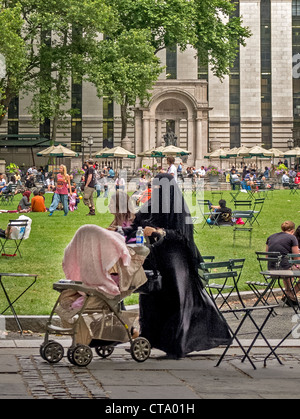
xmin=0 ymin=54 xmax=6 ymax=79
xmin=0 ymin=315 xmax=7 ymax=339
xmin=95 ymin=171 xmax=205 ymax=225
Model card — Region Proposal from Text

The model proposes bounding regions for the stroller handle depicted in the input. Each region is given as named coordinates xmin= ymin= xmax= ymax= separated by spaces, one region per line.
xmin=150 ymin=231 xmax=165 ymax=247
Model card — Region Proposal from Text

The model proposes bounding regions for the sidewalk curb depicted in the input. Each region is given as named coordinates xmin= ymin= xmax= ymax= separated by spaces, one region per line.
xmin=2 ymin=289 xmax=283 ymax=333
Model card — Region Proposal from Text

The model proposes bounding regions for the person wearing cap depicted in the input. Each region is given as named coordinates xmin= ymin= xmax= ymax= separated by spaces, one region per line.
xmin=83 ymin=159 xmax=96 ymax=216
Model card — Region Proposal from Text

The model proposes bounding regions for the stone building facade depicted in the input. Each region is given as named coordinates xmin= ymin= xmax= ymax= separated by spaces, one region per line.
xmin=0 ymin=0 xmax=298 ymax=169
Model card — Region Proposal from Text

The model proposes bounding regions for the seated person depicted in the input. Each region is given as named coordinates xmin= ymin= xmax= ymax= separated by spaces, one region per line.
xmin=245 ymin=171 xmax=257 ymax=191
xmin=295 ymin=172 xmax=300 ymax=185
xmin=46 ymin=177 xmax=55 ymax=192
xmin=0 ymin=173 xmax=6 ymax=194
xmin=207 ymin=199 xmax=232 ymax=225
xmin=25 ymin=175 xmax=36 ymax=189
xmin=0 ymin=224 xmax=11 ymax=239
xmin=136 ymin=182 xmax=152 ymax=205
xmin=282 ymin=172 xmax=290 ymax=188
xmin=17 ymin=190 xmax=31 ymax=213
xmin=266 ymin=220 xmax=300 ymax=306
xmin=31 ymin=189 xmax=47 ymax=212
xmin=230 ymin=170 xmax=240 ymax=190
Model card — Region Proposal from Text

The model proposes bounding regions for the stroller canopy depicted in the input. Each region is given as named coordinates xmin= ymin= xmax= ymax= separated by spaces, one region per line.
xmin=62 ymin=225 xmax=131 ymax=298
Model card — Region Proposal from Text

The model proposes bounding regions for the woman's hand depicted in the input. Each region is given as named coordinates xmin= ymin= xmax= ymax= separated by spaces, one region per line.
xmin=144 ymin=226 xmax=157 ymax=237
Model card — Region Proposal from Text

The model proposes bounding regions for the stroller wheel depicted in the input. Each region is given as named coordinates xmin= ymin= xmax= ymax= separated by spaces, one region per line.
xmin=130 ymin=337 xmax=151 ymax=363
xmin=42 ymin=341 xmax=64 ymax=364
xmin=70 ymin=344 xmax=93 ymax=367
xmin=95 ymin=346 xmax=115 ymax=358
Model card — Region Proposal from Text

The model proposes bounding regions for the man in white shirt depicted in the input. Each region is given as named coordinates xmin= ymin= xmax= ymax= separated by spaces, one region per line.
xmin=197 ymin=166 xmax=206 ymax=177
xmin=167 ymin=156 xmax=177 ymax=182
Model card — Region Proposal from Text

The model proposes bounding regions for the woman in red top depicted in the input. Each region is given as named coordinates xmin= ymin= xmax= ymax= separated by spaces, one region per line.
xmin=48 ymin=165 xmax=72 ymax=216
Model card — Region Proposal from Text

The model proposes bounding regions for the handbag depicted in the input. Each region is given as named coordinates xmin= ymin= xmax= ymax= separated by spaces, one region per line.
xmin=134 ymin=237 xmax=163 ymax=295
xmin=135 ymin=268 xmax=162 ymax=295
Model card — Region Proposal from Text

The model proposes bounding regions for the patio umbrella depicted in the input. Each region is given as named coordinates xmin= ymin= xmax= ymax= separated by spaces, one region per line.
xmin=283 ymin=147 xmax=300 ymax=157
xmin=37 ymin=144 xmax=78 ymax=157
xmin=97 ymin=146 xmax=136 ymax=159
xmin=248 ymin=145 xmax=273 ymax=158
xmin=92 ymin=147 xmax=111 ymax=157
xmin=204 ymin=148 xmax=228 ymax=159
xmin=37 ymin=145 xmax=57 ymax=157
xmin=224 ymin=147 xmax=240 ymax=158
xmin=138 ymin=147 xmax=163 ymax=158
xmin=269 ymin=148 xmax=285 ymax=158
xmin=153 ymin=145 xmax=191 ymax=157
xmin=49 ymin=144 xmax=79 ymax=157
xmin=240 ymin=145 xmax=273 ymax=169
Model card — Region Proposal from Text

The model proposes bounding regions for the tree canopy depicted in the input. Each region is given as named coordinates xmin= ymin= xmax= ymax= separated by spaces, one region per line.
xmin=0 ymin=0 xmax=251 ymax=139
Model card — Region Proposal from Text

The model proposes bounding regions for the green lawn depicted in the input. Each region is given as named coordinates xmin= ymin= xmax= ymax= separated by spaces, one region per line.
xmin=0 ymin=189 xmax=298 ymax=315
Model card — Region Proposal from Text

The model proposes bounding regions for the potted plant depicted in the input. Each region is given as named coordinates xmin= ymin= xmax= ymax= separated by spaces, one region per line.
xmin=136 ymin=167 xmax=153 ymax=178
xmin=206 ymin=165 xmax=221 ymax=182
xmin=71 ymin=167 xmax=85 ymax=182
xmin=6 ymin=162 xmax=19 ymax=174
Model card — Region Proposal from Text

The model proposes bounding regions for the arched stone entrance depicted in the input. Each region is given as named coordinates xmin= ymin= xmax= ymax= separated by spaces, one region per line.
xmin=134 ymin=80 xmax=210 ymax=167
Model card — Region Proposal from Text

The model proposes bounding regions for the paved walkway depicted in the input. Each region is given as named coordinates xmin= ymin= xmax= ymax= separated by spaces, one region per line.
xmin=1 ymin=302 xmax=300 ymax=400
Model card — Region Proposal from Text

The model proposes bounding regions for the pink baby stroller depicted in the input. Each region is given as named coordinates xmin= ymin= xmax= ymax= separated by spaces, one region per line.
xmin=40 ymin=225 xmax=151 ymax=367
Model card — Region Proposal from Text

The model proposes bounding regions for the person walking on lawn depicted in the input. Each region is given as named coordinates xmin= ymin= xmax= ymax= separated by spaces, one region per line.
xmin=48 ymin=165 xmax=71 ymax=216
xmin=83 ymin=159 xmax=96 ymax=216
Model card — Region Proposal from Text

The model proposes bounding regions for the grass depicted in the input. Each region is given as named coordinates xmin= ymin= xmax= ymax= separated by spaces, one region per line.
xmin=0 ymin=188 xmax=299 ymax=315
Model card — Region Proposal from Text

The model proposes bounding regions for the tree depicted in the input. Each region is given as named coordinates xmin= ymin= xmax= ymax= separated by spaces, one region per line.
xmin=110 ymin=0 xmax=251 ymax=78
xmin=92 ymin=0 xmax=251 ymax=138
xmin=0 ymin=4 xmax=28 ymax=124
xmin=88 ymin=29 xmax=163 ymax=140
xmin=0 ymin=0 xmax=116 ymax=142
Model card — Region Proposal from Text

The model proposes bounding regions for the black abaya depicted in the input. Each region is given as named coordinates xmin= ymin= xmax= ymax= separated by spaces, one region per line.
xmin=127 ymin=174 xmax=232 ymax=357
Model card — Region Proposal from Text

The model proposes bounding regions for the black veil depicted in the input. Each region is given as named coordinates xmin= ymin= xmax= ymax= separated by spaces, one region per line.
xmin=132 ymin=173 xmax=203 ymax=269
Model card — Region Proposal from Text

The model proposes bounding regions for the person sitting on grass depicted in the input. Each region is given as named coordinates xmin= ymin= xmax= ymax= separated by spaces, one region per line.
xmin=17 ymin=190 xmax=31 ymax=213
xmin=207 ymin=199 xmax=233 ymax=225
xmin=31 ymin=189 xmax=47 ymax=212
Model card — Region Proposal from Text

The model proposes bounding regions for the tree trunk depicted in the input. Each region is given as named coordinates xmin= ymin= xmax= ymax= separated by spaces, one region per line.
xmin=120 ymin=101 xmax=128 ymax=140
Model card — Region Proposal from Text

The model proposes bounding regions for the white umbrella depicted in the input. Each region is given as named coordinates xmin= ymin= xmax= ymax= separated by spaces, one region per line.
xmin=204 ymin=148 xmax=228 ymax=159
xmin=284 ymin=147 xmax=300 ymax=157
xmin=154 ymin=145 xmax=191 ymax=156
xmin=92 ymin=147 xmax=111 ymax=157
xmin=97 ymin=146 xmax=136 ymax=159
xmin=37 ymin=145 xmax=57 ymax=157
xmin=37 ymin=144 xmax=78 ymax=157
xmin=269 ymin=148 xmax=285 ymax=158
xmin=247 ymin=145 xmax=273 ymax=157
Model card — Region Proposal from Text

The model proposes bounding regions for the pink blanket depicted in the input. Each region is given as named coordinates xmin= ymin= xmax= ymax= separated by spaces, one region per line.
xmin=62 ymin=225 xmax=131 ymax=298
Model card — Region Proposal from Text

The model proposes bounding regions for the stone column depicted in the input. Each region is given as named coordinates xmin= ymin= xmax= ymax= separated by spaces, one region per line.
xmin=240 ymin=0 xmax=262 ymax=147
xmin=271 ymin=0 xmax=293 ymax=148
xmin=142 ymin=117 xmax=150 ymax=152
xmin=156 ymin=119 xmax=162 ymax=147
xmin=195 ymin=116 xmax=203 ymax=166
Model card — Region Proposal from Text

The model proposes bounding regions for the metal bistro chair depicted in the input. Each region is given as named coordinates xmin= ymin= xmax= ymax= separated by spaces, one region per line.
xmin=197 ymin=199 xmax=215 ymax=229
xmin=246 ymin=252 xmax=282 ymax=308
xmin=0 ymin=219 xmax=29 ymax=258
xmin=251 ymin=198 xmax=265 ymax=226
xmin=233 ymin=199 xmax=253 ymax=209
xmin=0 ymin=272 xmax=38 ymax=333
xmin=0 ymin=184 xmax=17 ymax=206
xmin=289 ymin=181 xmax=299 ymax=195
xmin=199 ymin=260 xmax=240 ymax=314
xmin=232 ymin=211 xmax=254 ymax=248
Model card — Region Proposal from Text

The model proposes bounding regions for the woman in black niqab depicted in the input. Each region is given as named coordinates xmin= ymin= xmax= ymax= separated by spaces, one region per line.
xmin=127 ymin=173 xmax=231 ymax=358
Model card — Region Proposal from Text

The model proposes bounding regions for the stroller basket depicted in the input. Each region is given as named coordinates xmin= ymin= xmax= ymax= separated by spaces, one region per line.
xmin=40 ymin=281 xmax=151 ymax=367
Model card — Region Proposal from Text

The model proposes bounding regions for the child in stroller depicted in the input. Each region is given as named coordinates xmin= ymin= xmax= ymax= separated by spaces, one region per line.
xmin=40 ymin=225 xmax=151 ymax=366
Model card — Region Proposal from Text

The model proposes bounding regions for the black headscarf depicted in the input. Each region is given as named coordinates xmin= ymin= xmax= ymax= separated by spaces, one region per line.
xmin=132 ymin=173 xmax=203 ymax=267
